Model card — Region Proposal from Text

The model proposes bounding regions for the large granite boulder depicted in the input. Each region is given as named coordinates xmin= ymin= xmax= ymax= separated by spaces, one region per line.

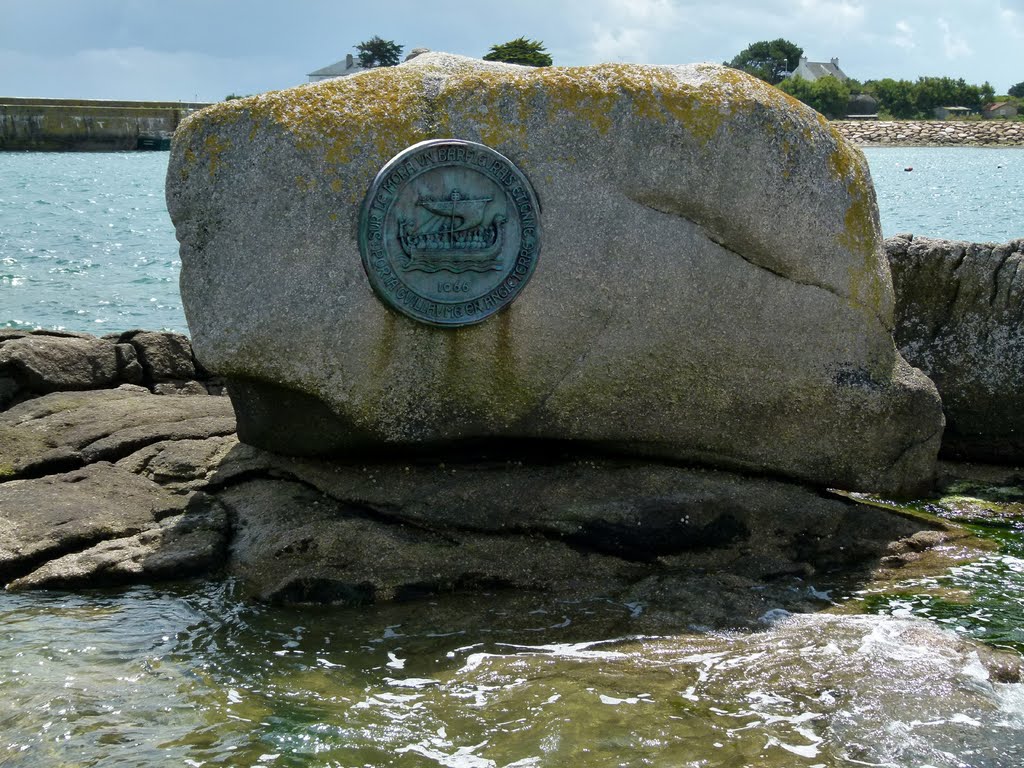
xmin=887 ymin=235 xmax=1024 ymax=463
xmin=167 ymin=53 xmax=942 ymax=495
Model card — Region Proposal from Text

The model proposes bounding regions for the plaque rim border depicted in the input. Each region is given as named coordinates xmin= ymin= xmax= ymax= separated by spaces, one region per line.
xmin=358 ymin=138 xmax=542 ymax=328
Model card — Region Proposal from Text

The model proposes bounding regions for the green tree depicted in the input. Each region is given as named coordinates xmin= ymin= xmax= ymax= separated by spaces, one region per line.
xmin=913 ymin=77 xmax=988 ymax=114
xmin=355 ymin=36 xmax=403 ymax=68
xmin=778 ymin=75 xmax=851 ymax=119
xmin=726 ymin=39 xmax=803 ymax=84
xmin=483 ymin=37 xmax=553 ymax=67
xmin=864 ymin=78 xmax=918 ymax=118
xmin=1009 ymin=82 xmax=1024 ymax=99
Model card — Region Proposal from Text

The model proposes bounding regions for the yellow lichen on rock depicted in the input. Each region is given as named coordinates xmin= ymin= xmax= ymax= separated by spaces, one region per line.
xmin=827 ymin=137 xmax=889 ymax=322
xmin=246 ymin=68 xmax=431 ymax=168
xmin=202 ymin=135 xmax=231 ymax=177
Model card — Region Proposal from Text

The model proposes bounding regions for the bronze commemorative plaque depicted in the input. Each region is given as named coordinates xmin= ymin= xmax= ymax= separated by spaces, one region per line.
xmin=358 ymin=139 xmax=541 ymax=327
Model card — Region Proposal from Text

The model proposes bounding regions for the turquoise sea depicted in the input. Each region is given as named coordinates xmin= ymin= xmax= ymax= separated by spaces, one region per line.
xmin=0 ymin=147 xmax=1021 ymax=336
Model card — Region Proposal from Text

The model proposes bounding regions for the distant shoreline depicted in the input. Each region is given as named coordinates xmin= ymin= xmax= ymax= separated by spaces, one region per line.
xmin=0 ymin=97 xmax=212 ymax=152
xmin=833 ymin=119 xmax=1024 ymax=147
xmin=2 ymin=97 xmax=1023 ymax=151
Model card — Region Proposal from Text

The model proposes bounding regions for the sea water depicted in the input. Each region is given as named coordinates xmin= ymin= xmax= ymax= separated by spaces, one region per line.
xmin=0 ymin=152 xmax=182 ymax=333
xmin=1 ymin=147 xmax=1022 ymax=336
xmin=866 ymin=146 xmax=1024 ymax=243
xmin=2 ymin=581 xmax=1022 ymax=767
xmin=2 ymin=148 xmax=1024 ymax=766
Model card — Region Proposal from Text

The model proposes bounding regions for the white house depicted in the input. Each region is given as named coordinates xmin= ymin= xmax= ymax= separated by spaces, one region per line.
xmin=307 ymin=54 xmax=364 ymax=82
xmin=789 ymin=56 xmax=848 ymax=82
xmin=983 ymin=102 xmax=1019 ymax=119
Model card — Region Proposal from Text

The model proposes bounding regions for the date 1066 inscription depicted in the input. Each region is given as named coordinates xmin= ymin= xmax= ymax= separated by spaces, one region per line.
xmin=358 ymin=139 xmax=541 ymax=327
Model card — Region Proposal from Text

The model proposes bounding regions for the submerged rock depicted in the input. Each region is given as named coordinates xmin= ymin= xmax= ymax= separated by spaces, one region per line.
xmin=168 ymin=52 xmax=942 ymax=496
xmin=887 ymin=235 xmax=1024 ymax=463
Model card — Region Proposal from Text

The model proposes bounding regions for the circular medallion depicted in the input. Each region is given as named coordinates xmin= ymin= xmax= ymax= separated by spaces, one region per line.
xmin=358 ymin=139 xmax=541 ymax=327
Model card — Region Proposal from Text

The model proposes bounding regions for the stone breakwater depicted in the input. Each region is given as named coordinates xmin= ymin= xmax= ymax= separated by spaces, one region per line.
xmin=833 ymin=120 xmax=1024 ymax=147
xmin=0 ymin=97 xmax=212 ymax=151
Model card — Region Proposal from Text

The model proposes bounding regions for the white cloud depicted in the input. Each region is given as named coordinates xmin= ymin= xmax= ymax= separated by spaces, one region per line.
xmin=797 ymin=0 xmax=865 ymax=26
xmin=589 ymin=26 xmax=650 ymax=62
xmin=937 ymin=17 xmax=972 ymax=59
xmin=584 ymin=0 xmax=683 ymax=63
xmin=999 ymin=1 xmax=1024 ymax=36
xmin=889 ymin=20 xmax=916 ymax=49
xmin=608 ymin=0 xmax=679 ymax=24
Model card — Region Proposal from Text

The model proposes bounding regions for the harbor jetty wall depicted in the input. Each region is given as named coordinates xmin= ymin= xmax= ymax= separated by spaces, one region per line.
xmin=833 ymin=119 xmax=1024 ymax=147
xmin=0 ymin=97 xmax=212 ymax=151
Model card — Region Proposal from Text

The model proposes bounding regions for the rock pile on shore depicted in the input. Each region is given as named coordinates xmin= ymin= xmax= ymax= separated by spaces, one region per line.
xmin=1 ymin=51 xmax=1019 ymax=615
xmin=0 ymin=329 xmax=222 ymax=409
xmin=0 ymin=233 xmax=1019 ymax=611
xmin=833 ymin=119 xmax=1024 ymax=147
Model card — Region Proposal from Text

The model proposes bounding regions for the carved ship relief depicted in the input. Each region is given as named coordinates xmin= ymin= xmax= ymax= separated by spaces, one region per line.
xmin=398 ymin=189 xmax=506 ymax=273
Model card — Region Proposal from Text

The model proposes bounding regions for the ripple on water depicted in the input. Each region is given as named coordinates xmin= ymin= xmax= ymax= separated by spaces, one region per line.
xmin=0 ymin=583 xmax=1021 ymax=767
xmin=863 ymin=146 xmax=1024 ymax=242
xmin=0 ymin=152 xmax=184 ymax=334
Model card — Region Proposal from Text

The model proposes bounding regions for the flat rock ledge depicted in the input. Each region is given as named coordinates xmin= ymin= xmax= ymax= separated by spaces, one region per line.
xmin=0 ymin=387 xmax=956 ymax=628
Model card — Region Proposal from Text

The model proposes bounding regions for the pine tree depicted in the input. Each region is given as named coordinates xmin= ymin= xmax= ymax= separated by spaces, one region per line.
xmin=355 ymin=36 xmax=403 ymax=68
xmin=483 ymin=38 xmax=552 ymax=67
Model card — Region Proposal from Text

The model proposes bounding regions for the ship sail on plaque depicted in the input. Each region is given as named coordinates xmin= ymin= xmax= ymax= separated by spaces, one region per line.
xmin=398 ymin=188 xmax=506 ymax=273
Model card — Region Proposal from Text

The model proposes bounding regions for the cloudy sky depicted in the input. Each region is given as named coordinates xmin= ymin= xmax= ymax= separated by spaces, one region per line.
xmin=1 ymin=0 xmax=1021 ymax=102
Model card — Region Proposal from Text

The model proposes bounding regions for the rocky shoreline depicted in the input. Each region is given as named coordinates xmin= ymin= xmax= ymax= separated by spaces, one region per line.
xmin=0 ymin=328 xmax=222 ymax=409
xmin=833 ymin=119 xmax=1024 ymax=147
xmin=0 ymin=384 xmax=971 ymax=626
xmin=0 ymin=236 xmax=1021 ymax=625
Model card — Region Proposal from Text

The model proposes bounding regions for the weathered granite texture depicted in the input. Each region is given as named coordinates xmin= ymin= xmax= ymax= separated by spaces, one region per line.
xmin=887 ymin=235 xmax=1024 ymax=463
xmin=167 ymin=53 xmax=942 ymax=496
xmin=0 ymin=388 xmax=944 ymax=628
xmin=0 ymin=329 xmax=223 ymax=409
